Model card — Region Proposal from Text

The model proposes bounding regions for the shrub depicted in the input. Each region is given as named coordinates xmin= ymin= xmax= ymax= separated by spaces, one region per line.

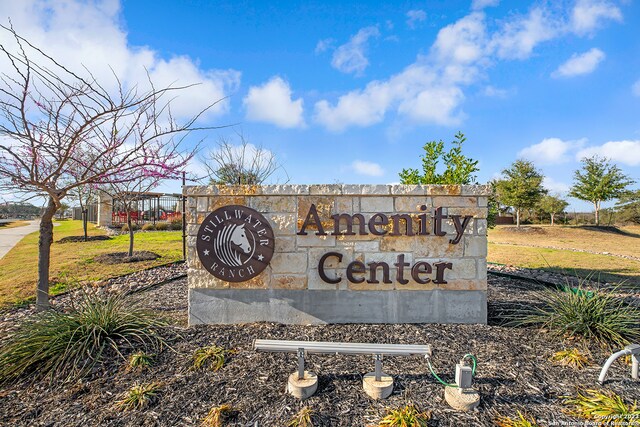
xmin=170 ymin=220 xmax=183 ymax=231
xmin=564 ymin=389 xmax=640 ymax=419
xmin=155 ymin=222 xmax=170 ymax=231
xmin=202 ymin=404 xmax=236 ymax=427
xmin=121 ymin=223 xmax=140 ymax=232
xmin=514 ymin=284 xmax=640 ymax=348
xmin=141 ymin=223 xmax=156 ymax=231
xmin=0 ymin=292 xmax=167 ymax=383
xmin=287 ymin=407 xmax=315 ymax=427
xmin=550 ymin=348 xmax=590 ymax=369
xmin=115 ymin=382 xmax=161 ymax=410
xmin=128 ymin=351 xmax=154 ymax=372
xmin=495 ymin=411 xmax=540 ymax=427
xmin=378 ymin=404 xmax=431 ymax=427
xmin=192 ymin=345 xmax=227 ymax=371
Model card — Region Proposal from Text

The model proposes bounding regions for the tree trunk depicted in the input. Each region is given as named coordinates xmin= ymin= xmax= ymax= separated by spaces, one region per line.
xmin=127 ymin=211 xmax=134 ymax=257
xmin=551 ymin=213 xmax=555 ymax=226
xmin=516 ymin=208 xmax=520 ymax=227
xmin=82 ymin=209 xmax=88 ymax=241
xmin=36 ymin=197 xmax=57 ymax=310
xmin=594 ymin=202 xmax=600 ymax=226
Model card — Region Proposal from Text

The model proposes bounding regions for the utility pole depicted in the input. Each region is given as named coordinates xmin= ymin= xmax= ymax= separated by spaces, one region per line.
xmin=182 ymin=171 xmax=187 ymax=261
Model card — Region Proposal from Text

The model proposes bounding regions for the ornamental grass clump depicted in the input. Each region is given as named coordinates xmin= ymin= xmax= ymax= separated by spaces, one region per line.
xmin=378 ymin=404 xmax=431 ymax=427
xmin=287 ymin=407 xmax=315 ymax=427
xmin=155 ymin=221 xmax=170 ymax=231
xmin=202 ymin=404 xmax=236 ymax=427
xmin=495 ymin=411 xmax=540 ymax=427
xmin=515 ymin=283 xmax=640 ymax=348
xmin=115 ymin=382 xmax=162 ymax=410
xmin=0 ymin=292 xmax=166 ymax=384
xmin=192 ymin=345 xmax=228 ymax=371
xmin=564 ymin=389 xmax=640 ymax=419
xmin=550 ymin=348 xmax=591 ymax=369
xmin=128 ymin=351 xmax=154 ymax=372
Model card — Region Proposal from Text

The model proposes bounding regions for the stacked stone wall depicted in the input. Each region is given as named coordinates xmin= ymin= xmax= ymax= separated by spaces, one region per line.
xmin=185 ymin=184 xmax=490 ymax=324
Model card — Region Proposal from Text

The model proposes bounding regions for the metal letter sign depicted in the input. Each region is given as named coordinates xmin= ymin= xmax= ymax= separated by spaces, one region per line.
xmin=196 ymin=205 xmax=275 ymax=282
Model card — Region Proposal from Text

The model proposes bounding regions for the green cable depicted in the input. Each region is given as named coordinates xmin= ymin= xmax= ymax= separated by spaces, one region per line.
xmin=463 ymin=353 xmax=477 ymax=375
xmin=426 ymin=357 xmax=457 ymax=388
xmin=426 ymin=354 xmax=477 ymax=388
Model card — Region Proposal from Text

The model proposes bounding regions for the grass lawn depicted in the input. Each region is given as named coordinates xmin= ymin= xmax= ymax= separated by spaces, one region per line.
xmin=489 ymin=224 xmax=640 ymax=258
xmin=0 ymin=220 xmax=182 ymax=308
xmin=488 ymin=224 xmax=640 ymax=286
xmin=0 ymin=220 xmax=30 ymax=229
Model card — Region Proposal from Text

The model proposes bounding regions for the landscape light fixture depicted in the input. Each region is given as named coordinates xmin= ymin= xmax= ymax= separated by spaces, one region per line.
xmin=598 ymin=344 xmax=640 ymax=384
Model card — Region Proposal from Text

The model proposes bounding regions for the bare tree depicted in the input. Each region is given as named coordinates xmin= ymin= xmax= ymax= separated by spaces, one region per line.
xmin=203 ymin=133 xmax=286 ymax=185
xmin=0 ymin=25 xmax=219 ymax=309
xmin=99 ymin=161 xmax=185 ymax=257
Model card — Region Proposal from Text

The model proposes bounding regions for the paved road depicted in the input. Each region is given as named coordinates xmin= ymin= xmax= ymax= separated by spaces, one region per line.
xmin=0 ymin=220 xmax=40 ymax=260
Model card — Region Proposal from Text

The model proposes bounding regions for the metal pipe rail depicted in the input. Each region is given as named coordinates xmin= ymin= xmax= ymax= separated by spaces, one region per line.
xmin=254 ymin=339 xmax=432 ymax=382
xmin=254 ymin=339 xmax=431 ymax=356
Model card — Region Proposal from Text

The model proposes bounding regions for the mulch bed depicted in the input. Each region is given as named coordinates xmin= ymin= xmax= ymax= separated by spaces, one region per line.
xmin=1 ymin=274 xmax=639 ymax=426
xmin=94 ymin=251 xmax=160 ymax=264
xmin=57 ymin=235 xmax=112 ymax=244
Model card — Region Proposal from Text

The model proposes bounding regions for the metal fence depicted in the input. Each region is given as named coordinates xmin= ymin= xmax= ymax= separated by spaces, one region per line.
xmin=110 ymin=193 xmax=183 ymax=226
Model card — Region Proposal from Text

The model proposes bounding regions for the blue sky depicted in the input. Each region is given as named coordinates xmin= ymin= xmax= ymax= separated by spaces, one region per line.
xmin=1 ymin=0 xmax=639 ymax=210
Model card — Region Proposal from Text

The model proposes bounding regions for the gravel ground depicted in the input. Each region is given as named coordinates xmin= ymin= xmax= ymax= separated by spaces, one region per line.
xmin=1 ymin=270 xmax=639 ymax=426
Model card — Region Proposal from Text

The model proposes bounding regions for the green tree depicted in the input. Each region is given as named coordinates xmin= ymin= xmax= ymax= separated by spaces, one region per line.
xmin=569 ymin=156 xmax=634 ymax=226
xmin=494 ymin=160 xmax=546 ymax=227
xmin=614 ymin=189 xmax=640 ymax=224
xmin=399 ymin=132 xmax=479 ymax=185
xmin=538 ymin=194 xmax=569 ymax=226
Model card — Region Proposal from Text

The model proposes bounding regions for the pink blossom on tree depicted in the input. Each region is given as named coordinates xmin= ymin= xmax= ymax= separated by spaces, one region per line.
xmin=0 ymin=25 xmax=222 ymax=309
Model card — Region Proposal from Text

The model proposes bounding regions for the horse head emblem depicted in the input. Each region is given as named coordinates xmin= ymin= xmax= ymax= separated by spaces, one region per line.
xmin=230 ymin=223 xmax=251 ymax=254
xmin=214 ymin=222 xmax=253 ymax=267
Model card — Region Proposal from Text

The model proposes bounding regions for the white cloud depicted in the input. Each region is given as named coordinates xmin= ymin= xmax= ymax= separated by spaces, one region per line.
xmin=398 ymin=86 xmax=465 ymax=125
xmin=571 ymin=0 xmax=622 ymax=36
xmin=315 ymin=14 xmax=485 ymax=131
xmin=352 ymin=160 xmax=384 ymax=176
xmin=432 ymin=12 xmax=487 ymax=65
xmin=315 ymin=38 xmax=334 ymax=54
xmin=0 ymin=0 xmax=239 ymax=122
xmin=632 ymin=79 xmax=640 ymax=97
xmin=543 ymin=176 xmax=571 ymax=194
xmin=552 ymin=48 xmax=605 ymax=78
xmin=519 ymin=138 xmax=587 ymax=165
xmin=314 ymin=78 xmax=394 ymax=131
xmin=243 ymin=77 xmax=305 ymax=128
xmin=576 ymin=140 xmax=640 ymax=166
xmin=331 ymin=26 xmax=380 ymax=76
xmin=406 ymin=10 xmax=427 ymax=29
xmin=147 ymin=58 xmax=240 ymax=120
xmin=315 ymin=3 xmax=624 ymax=132
xmin=472 ymin=0 xmax=500 ymax=11
xmin=490 ymin=7 xmax=559 ymax=60
xmin=482 ymin=85 xmax=509 ymax=98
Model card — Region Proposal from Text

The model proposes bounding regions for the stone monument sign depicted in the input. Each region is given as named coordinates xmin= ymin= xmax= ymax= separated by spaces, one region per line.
xmin=185 ymin=184 xmax=489 ymax=325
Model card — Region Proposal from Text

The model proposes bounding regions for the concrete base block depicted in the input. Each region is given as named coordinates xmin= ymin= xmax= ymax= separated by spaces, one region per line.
xmin=363 ymin=372 xmax=394 ymax=399
xmin=444 ymin=387 xmax=480 ymax=411
xmin=189 ymin=289 xmax=487 ymax=325
xmin=287 ymin=371 xmax=318 ymax=400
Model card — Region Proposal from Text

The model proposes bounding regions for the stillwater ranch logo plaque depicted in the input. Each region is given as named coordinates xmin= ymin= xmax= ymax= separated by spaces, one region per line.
xmin=196 ymin=205 xmax=275 ymax=282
